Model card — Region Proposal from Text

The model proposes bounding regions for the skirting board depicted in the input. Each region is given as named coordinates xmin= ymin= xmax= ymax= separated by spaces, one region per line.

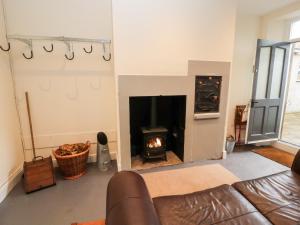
xmin=0 ymin=165 xmax=23 ymax=204
xmin=24 ymin=141 xmax=118 ymax=162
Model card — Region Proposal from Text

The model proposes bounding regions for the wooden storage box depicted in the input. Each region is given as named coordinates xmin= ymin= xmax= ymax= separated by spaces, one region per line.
xmin=23 ymin=156 xmax=56 ymax=193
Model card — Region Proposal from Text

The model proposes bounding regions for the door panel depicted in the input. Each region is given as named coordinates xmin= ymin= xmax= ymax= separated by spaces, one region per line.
xmin=256 ymin=47 xmax=271 ymax=99
xmin=265 ymin=106 xmax=279 ymax=134
xmin=270 ymin=48 xmax=285 ymax=99
xmin=251 ymin=107 xmax=265 ymax=135
xmin=247 ymin=39 xmax=290 ymax=143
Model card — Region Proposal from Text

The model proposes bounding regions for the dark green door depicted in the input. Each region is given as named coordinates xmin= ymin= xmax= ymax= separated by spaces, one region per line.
xmin=247 ymin=39 xmax=290 ymax=143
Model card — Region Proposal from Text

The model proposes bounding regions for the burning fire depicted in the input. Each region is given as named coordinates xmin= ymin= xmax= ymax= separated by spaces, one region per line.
xmin=147 ymin=137 xmax=162 ymax=148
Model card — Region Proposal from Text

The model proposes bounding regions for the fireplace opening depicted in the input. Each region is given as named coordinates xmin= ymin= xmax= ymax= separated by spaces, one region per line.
xmin=130 ymin=95 xmax=186 ymax=167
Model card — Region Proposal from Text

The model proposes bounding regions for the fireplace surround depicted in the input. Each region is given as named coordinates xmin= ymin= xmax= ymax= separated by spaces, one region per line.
xmin=117 ymin=61 xmax=231 ymax=170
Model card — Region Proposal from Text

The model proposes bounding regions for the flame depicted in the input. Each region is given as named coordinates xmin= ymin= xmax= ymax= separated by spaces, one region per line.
xmin=147 ymin=137 xmax=162 ymax=148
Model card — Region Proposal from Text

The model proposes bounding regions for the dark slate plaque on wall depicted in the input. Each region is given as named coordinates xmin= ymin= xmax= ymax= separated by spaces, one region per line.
xmin=194 ymin=75 xmax=222 ymax=116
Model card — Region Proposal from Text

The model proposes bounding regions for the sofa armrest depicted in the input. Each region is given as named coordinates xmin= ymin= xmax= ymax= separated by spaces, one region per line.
xmin=106 ymin=171 xmax=161 ymax=225
xmin=291 ymin=150 xmax=300 ymax=175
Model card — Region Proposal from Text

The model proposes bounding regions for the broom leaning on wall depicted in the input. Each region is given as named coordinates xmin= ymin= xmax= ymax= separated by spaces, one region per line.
xmin=23 ymin=92 xmax=56 ymax=193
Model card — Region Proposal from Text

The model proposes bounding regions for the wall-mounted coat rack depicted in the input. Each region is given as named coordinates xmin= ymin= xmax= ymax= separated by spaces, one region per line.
xmin=0 ymin=34 xmax=112 ymax=61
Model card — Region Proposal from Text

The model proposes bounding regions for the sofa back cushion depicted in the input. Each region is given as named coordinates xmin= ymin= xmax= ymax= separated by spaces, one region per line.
xmin=233 ymin=170 xmax=300 ymax=225
xmin=153 ymin=184 xmax=272 ymax=225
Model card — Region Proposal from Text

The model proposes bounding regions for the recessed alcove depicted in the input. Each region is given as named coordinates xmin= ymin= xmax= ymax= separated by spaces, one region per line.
xmin=129 ymin=95 xmax=186 ymax=169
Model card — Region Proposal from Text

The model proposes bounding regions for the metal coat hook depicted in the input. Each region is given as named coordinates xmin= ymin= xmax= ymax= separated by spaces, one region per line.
xmin=23 ymin=50 xmax=34 ymax=59
xmin=103 ymin=53 xmax=111 ymax=61
xmin=0 ymin=42 xmax=10 ymax=51
xmin=64 ymin=40 xmax=75 ymax=60
xmin=83 ymin=45 xmax=93 ymax=54
xmin=102 ymin=43 xmax=111 ymax=61
xmin=22 ymin=39 xmax=34 ymax=60
xmin=65 ymin=51 xmax=75 ymax=60
xmin=43 ymin=43 xmax=54 ymax=53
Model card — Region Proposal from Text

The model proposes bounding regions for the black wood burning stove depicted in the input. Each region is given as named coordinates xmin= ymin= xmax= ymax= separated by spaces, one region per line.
xmin=141 ymin=97 xmax=167 ymax=162
xmin=141 ymin=127 xmax=167 ymax=162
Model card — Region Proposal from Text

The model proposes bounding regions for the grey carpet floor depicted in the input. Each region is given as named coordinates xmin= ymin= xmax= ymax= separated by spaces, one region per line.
xmin=0 ymin=150 xmax=289 ymax=225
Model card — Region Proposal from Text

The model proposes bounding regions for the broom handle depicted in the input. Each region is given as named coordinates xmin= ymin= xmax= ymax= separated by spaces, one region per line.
xmin=25 ymin=92 xmax=36 ymax=159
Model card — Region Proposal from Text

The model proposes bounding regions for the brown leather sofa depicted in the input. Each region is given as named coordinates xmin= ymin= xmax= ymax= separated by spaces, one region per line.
xmin=106 ymin=150 xmax=300 ymax=225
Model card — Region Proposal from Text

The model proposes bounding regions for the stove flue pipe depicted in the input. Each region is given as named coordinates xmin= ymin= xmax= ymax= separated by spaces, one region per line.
xmin=150 ymin=96 xmax=157 ymax=128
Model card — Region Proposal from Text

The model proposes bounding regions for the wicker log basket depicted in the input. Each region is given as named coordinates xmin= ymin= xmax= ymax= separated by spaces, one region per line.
xmin=53 ymin=141 xmax=91 ymax=180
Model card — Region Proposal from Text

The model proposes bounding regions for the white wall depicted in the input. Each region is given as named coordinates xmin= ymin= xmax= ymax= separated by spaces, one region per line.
xmin=260 ymin=2 xmax=300 ymax=41
xmin=0 ymin=0 xmax=24 ymax=203
xmin=3 ymin=0 xmax=118 ymax=160
xmin=112 ymin=0 xmax=238 ymax=169
xmin=227 ymin=13 xmax=260 ymax=138
xmin=112 ymin=0 xmax=237 ymax=76
xmin=260 ymin=19 xmax=291 ymax=41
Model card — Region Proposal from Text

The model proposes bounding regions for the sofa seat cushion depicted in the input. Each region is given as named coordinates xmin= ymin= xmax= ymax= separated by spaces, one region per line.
xmin=153 ymin=184 xmax=271 ymax=225
xmin=233 ymin=170 xmax=300 ymax=225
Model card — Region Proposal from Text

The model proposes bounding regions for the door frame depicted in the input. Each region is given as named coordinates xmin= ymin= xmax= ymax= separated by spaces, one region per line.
xmin=278 ymin=40 xmax=300 ymax=147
